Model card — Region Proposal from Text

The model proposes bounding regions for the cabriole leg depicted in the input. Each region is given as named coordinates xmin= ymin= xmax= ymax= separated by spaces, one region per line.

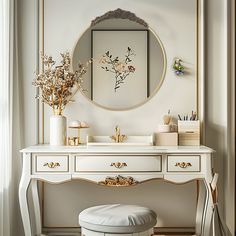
xmin=31 ymin=179 xmax=42 ymax=236
xmin=19 ymin=175 xmax=32 ymax=236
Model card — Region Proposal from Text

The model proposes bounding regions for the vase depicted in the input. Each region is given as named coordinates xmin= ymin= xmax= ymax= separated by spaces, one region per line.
xmin=50 ymin=114 xmax=67 ymax=146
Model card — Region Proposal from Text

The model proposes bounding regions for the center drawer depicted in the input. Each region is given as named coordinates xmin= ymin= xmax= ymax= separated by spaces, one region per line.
xmin=75 ymin=155 xmax=162 ymax=172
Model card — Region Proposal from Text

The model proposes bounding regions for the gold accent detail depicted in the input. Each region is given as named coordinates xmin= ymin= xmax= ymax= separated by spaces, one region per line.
xmin=110 ymin=125 xmax=127 ymax=143
xmin=53 ymin=108 xmax=62 ymax=116
xmin=175 ymin=162 xmax=192 ymax=168
xmin=68 ymin=126 xmax=89 ymax=146
xmin=98 ymin=175 xmax=138 ymax=186
xmin=110 ymin=162 xmax=127 ymax=169
xmin=43 ymin=162 xmax=61 ymax=168
xmin=41 ymin=0 xmax=45 ymax=144
xmin=68 ymin=137 xmax=80 ymax=146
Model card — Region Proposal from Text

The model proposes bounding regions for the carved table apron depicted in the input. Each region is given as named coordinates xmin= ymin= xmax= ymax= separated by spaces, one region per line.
xmin=19 ymin=145 xmax=215 ymax=236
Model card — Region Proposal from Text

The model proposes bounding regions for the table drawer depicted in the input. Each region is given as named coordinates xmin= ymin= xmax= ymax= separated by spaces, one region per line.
xmin=75 ymin=155 xmax=162 ymax=172
xmin=167 ymin=155 xmax=200 ymax=172
xmin=34 ymin=155 xmax=69 ymax=172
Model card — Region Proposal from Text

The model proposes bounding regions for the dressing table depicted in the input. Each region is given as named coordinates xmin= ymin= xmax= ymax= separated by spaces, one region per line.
xmin=19 ymin=145 xmax=215 ymax=236
xmin=23 ymin=2 xmax=211 ymax=235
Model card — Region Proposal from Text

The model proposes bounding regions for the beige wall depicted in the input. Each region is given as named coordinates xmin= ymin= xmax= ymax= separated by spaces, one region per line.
xmin=41 ymin=0 xmax=197 ymax=228
xmin=17 ymin=0 xmax=234 ymax=235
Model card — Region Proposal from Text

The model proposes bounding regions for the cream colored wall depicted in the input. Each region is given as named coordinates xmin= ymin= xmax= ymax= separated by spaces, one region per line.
xmin=17 ymin=0 xmax=235 ymax=234
xmin=41 ymin=0 xmax=197 ymax=228
xmin=42 ymin=0 xmax=197 ymax=145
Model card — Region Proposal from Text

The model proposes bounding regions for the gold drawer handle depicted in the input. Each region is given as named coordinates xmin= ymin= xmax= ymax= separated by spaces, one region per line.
xmin=98 ymin=175 xmax=138 ymax=186
xmin=43 ymin=162 xmax=60 ymax=168
xmin=110 ymin=162 xmax=127 ymax=169
xmin=175 ymin=162 xmax=192 ymax=168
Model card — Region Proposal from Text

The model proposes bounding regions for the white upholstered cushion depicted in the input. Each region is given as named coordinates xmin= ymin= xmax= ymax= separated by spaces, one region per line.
xmin=79 ymin=204 xmax=157 ymax=233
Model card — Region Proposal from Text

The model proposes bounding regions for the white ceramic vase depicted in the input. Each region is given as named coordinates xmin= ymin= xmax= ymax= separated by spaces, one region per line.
xmin=50 ymin=115 xmax=67 ymax=146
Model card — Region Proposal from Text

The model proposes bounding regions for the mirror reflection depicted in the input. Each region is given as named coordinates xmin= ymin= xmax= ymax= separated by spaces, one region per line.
xmin=72 ymin=9 xmax=166 ymax=110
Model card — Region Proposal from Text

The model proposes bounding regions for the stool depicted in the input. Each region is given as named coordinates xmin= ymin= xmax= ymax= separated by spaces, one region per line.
xmin=79 ymin=204 xmax=157 ymax=236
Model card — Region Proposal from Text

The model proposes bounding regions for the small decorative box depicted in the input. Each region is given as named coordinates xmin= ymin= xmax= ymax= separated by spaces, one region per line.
xmin=155 ymin=132 xmax=178 ymax=146
xmin=178 ymin=120 xmax=200 ymax=146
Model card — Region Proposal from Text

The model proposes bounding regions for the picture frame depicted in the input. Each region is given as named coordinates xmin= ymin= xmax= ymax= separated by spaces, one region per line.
xmin=91 ymin=29 xmax=149 ymax=109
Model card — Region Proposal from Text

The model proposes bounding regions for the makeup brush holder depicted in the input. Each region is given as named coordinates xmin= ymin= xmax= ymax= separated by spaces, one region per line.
xmin=178 ymin=120 xmax=200 ymax=146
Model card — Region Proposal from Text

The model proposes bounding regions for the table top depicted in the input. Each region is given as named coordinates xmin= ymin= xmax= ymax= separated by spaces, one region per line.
xmin=21 ymin=144 xmax=215 ymax=154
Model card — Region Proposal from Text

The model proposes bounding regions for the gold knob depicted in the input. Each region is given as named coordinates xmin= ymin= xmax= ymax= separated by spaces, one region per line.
xmin=110 ymin=162 xmax=127 ymax=169
xmin=175 ymin=162 xmax=192 ymax=168
xmin=43 ymin=162 xmax=60 ymax=168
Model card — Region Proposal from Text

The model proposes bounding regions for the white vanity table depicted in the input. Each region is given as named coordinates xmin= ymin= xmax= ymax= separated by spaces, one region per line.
xmin=19 ymin=145 xmax=215 ymax=236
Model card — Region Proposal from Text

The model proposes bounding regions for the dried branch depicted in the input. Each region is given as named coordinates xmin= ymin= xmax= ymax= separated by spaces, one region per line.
xmin=33 ymin=52 xmax=89 ymax=115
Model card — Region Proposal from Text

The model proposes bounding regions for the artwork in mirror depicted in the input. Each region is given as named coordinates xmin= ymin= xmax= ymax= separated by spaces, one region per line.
xmin=72 ymin=9 xmax=166 ymax=110
xmin=92 ymin=29 xmax=149 ymax=108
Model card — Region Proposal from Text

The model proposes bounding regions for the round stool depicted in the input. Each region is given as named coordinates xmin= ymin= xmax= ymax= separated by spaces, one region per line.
xmin=79 ymin=204 xmax=157 ymax=236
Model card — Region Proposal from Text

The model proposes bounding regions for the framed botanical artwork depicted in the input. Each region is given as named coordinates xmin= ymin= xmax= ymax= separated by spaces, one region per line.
xmin=91 ymin=29 xmax=149 ymax=109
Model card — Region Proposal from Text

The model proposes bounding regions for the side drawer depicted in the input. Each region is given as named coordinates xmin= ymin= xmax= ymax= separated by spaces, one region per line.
xmin=167 ymin=155 xmax=200 ymax=172
xmin=75 ymin=155 xmax=162 ymax=172
xmin=33 ymin=154 xmax=69 ymax=173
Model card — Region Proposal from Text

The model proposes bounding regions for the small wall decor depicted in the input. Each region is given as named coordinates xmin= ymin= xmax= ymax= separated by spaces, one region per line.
xmin=173 ymin=58 xmax=185 ymax=76
xmin=33 ymin=52 xmax=89 ymax=145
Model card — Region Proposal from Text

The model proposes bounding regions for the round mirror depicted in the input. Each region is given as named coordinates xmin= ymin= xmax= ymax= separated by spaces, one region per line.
xmin=72 ymin=9 xmax=166 ymax=110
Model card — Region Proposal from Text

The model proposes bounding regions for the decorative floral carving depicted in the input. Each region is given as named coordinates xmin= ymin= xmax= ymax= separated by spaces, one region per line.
xmin=175 ymin=162 xmax=192 ymax=168
xmin=99 ymin=47 xmax=136 ymax=92
xmin=91 ymin=8 xmax=148 ymax=27
xmin=43 ymin=162 xmax=60 ymax=168
xmin=98 ymin=175 xmax=138 ymax=186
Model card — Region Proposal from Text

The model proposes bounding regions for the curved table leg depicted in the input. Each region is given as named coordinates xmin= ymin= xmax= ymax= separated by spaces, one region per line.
xmin=31 ymin=179 xmax=42 ymax=236
xmin=19 ymin=174 xmax=32 ymax=236
xmin=196 ymin=180 xmax=214 ymax=236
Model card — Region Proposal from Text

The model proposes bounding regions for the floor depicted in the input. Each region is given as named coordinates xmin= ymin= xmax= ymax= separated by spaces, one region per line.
xmin=44 ymin=228 xmax=195 ymax=236
xmin=44 ymin=233 xmax=194 ymax=236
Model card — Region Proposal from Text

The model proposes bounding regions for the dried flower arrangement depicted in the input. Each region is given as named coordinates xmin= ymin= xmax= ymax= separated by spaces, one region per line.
xmin=33 ymin=52 xmax=88 ymax=115
xmin=99 ymin=47 xmax=136 ymax=92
